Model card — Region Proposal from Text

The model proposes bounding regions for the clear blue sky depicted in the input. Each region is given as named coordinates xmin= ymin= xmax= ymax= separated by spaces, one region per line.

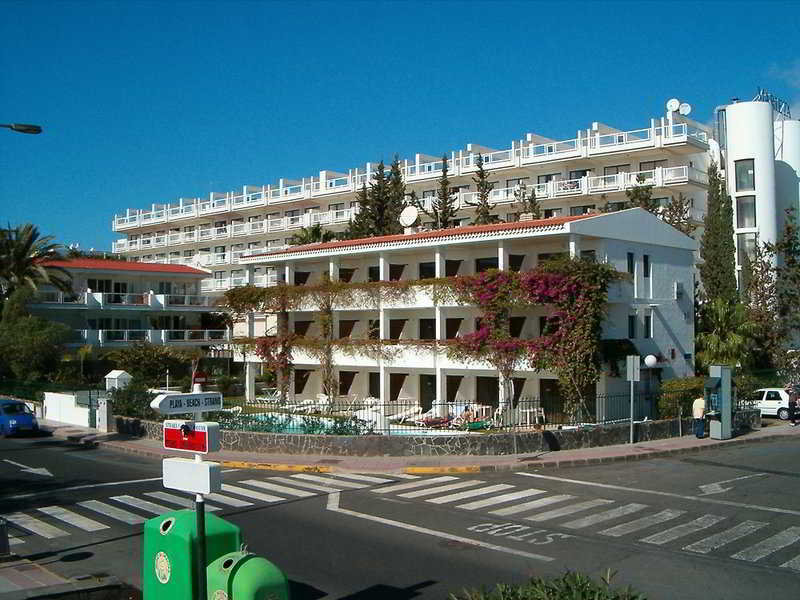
xmin=2 ymin=1 xmax=799 ymax=252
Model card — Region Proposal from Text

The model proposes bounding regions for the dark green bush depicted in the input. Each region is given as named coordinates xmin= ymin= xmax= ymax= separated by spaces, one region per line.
xmin=450 ymin=570 xmax=645 ymax=600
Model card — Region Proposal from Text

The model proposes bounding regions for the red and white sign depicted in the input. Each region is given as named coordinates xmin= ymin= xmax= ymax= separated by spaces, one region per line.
xmin=192 ymin=370 xmax=208 ymax=384
xmin=163 ymin=420 xmax=220 ymax=454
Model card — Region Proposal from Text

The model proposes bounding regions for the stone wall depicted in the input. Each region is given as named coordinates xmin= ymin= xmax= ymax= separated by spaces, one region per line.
xmin=113 ymin=410 xmax=761 ymax=457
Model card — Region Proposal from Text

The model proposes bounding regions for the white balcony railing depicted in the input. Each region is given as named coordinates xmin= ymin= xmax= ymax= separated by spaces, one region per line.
xmin=101 ymin=292 xmax=148 ymax=306
xmin=74 ymin=329 xmax=230 ymax=346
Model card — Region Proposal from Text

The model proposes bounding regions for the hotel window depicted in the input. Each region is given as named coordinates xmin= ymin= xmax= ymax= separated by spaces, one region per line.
xmin=509 ymin=317 xmax=526 ymax=338
xmin=570 ymin=205 xmax=595 ymax=216
xmin=628 ymin=315 xmax=637 ymax=339
xmin=285 ymin=209 xmax=300 ymax=218
xmin=643 ymin=255 xmax=650 ymax=278
xmin=580 ymin=250 xmax=596 ymax=262
xmin=735 ymin=159 xmax=755 ymax=191
xmin=183 ymin=249 xmax=195 ymax=257
xmin=247 ymin=215 xmax=261 ymax=223
xmin=543 ymin=208 xmax=562 ymax=219
xmin=644 ymin=314 xmax=652 ymax=339
xmin=569 ymin=169 xmax=591 ymax=180
xmin=368 ymin=266 xmax=380 ymax=282
xmin=603 ymin=164 xmax=630 ymax=176
xmin=737 ymin=232 xmax=757 ymax=265
xmin=418 ymin=262 xmax=436 ymax=279
xmin=538 ymin=173 xmax=561 ymax=184
xmin=88 ymin=279 xmax=112 ymax=293
xmin=506 ymin=177 xmax=529 ymax=189
xmin=538 ymin=252 xmax=567 ymax=263
xmin=627 ymin=252 xmax=635 ymax=275
xmin=639 ymin=159 xmax=667 ymax=172
xmin=607 ymin=201 xmax=626 ymax=212
xmin=368 ymin=320 xmax=379 ymax=340
xmin=475 ymin=257 xmax=499 ymax=273
xmin=736 ymin=195 xmax=756 ymax=228
xmin=419 ymin=319 xmax=436 ymax=340
xmin=445 ymin=318 xmax=462 ymax=339
xmin=328 ymin=203 xmax=344 ymax=212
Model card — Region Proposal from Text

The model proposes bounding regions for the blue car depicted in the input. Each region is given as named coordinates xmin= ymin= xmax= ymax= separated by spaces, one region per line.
xmin=0 ymin=399 xmax=40 ymax=436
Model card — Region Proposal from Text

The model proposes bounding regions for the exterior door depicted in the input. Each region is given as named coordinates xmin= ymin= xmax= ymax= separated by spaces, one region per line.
xmin=419 ymin=375 xmax=436 ymax=412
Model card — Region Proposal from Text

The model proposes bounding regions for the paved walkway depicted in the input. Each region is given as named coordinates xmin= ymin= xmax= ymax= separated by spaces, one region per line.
xmin=40 ymin=419 xmax=800 ymax=474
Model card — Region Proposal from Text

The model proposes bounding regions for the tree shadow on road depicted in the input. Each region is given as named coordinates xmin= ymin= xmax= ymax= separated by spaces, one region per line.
xmin=338 ymin=580 xmax=437 ymax=599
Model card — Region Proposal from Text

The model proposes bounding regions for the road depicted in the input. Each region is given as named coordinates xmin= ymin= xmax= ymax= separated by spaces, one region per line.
xmin=1 ymin=431 xmax=800 ymax=599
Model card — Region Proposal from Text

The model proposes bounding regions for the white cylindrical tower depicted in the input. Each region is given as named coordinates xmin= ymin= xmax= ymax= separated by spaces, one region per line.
xmin=724 ymin=101 xmax=778 ymax=265
xmin=775 ymin=118 xmax=800 ymax=222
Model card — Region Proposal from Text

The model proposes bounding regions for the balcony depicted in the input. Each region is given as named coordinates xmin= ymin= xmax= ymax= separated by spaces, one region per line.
xmin=111 ymin=124 xmax=710 ymax=232
xmin=31 ymin=291 xmax=217 ymax=311
xmin=73 ymin=329 xmax=230 ymax=347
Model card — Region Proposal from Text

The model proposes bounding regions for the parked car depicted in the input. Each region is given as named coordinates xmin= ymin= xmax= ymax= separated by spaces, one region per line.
xmin=752 ymin=388 xmax=792 ymax=420
xmin=0 ymin=398 xmax=39 ymax=435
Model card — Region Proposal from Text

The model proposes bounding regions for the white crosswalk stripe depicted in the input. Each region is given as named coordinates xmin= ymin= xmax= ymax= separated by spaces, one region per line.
xmin=386 ymin=473 xmax=420 ymax=479
xmin=526 ymin=499 xmax=614 ymax=522
xmin=731 ymin=527 xmax=800 ymax=562
xmin=398 ymin=481 xmax=484 ymax=499
xmin=780 ymin=554 xmax=800 ymax=571
xmin=641 ymin=514 xmax=726 ymax=545
xmin=6 ymin=513 xmax=69 ymax=539
xmin=270 ymin=476 xmax=341 ymax=494
xmin=145 ymin=492 xmax=220 ymax=511
xmin=205 ymin=493 xmax=252 ymax=508
xmin=78 ymin=500 xmax=146 ymax=525
xmin=221 ymin=484 xmax=283 ymax=503
xmin=562 ymin=503 xmax=647 ymax=530
xmin=111 ymin=495 xmax=173 ymax=515
xmin=684 ymin=520 xmax=769 ymax=554
xmin=599 ymin=509 xmax=686 ymax=538
xmin=37 ymin=506 xmax=109 ymax=532
xmin=490 ymin=494 xmax=574 ymax=517
xmin=290 ymin=474 xmax=368 ymax=489
xmin=372 ymin=476 xmax=458 ymax=494
xmin=458 ymin=489 xmax=546 ymax=511
xmin=427 ymin=484 xmax=515 ymax=505
xmin=328 ymin=473 xmax=394 ymax=484
xmin=9 ymin=536 xmax=24 ymax=546
xmin=241 ymin=480 xmax=316 ymax=498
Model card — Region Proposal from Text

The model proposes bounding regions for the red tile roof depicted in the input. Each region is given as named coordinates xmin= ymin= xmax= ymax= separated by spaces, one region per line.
xmin=42 ymin=258 xmax=208 ymax=275
xmin=252 ymin=214 xmax=594 ymax=258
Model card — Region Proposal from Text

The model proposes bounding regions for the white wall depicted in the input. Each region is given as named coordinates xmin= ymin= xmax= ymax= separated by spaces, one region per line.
xmin=43 ymin=392 xmax=91 ymax=427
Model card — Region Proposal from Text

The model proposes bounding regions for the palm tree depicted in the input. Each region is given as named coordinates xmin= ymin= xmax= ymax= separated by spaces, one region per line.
xmin=0 ymin=224 xmax=72 ymax=300
xmin=696 ymin=298 xmax=758 ymax=369
xmin=289 ymin=224 xmax=335 ymax=246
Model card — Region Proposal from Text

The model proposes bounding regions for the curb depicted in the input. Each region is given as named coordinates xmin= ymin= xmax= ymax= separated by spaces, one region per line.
xmin=403 ymin=466 xmax=482 ymax=475
xmin=221 ymin=460 xmax=332 ymax=473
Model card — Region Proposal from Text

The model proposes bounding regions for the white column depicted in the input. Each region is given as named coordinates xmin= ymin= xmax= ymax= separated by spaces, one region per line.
xmin=379 ymin=252 xmax=388 ymax=281
xmin=498 ymin=240 xmax=509 ymax=271
xmin=435 ymin=247 xmax=445 ymax=341
xmin=284 ymin=263 xmax=294 ymax=285
xmin=328 ymin=257 xmax=339 ymax=282
xmin=569 ymin=234 xmax=580 ymax=259
xmin=245 ymin=362 xmax=257 ymax=403
xmin=246 ymin=312 xmax=255 ymax=338
xmin=245 ymin=264 xmax=254 ymax=285
xmin=435 ymin=368 xmax=447 ymax=417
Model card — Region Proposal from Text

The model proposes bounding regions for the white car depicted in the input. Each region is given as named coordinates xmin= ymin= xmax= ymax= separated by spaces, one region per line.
xmin=753 ymin=388 xmax=792 ymax=420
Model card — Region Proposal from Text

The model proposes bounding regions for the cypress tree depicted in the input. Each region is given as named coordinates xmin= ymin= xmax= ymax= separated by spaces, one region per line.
xmin=344 ymin=159 xmax=406 ymax=238
xmin=625 ymin=174 xmax=659 ymax=213
xmin=384 ymin=156 xmax=406 ymax=235
xmin=413 ymin=155 xmax=458 ymax=229
xmin=662 ymin=192 xmax=695 ymax=236
xmin=772 ymin=208 xmax=800 ymax=335
xmin=465 ymin=153 xmax=497 ymax=225
xmin=513 ymin=180 xmax=541 ymax=219
xmin=698 ymin=161 xmax=737 ymax=304
xmin=344 ymin=183 xmax=372 ymax=239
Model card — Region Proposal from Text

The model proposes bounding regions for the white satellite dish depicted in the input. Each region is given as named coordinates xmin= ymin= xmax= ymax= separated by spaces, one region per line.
xmin=666 ymin=98 xmax=680 ymax=112
xmin=399 ymin=205 xmax=419 ymax=227
xmin=679 ymin=102 xmax=692 ymax=116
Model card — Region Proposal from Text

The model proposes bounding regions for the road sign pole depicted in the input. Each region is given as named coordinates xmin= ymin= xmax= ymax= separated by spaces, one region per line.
xmin=629 ymin=379 xmax=634 ymax=444
xmin=195 ymin=453 xmax=207 ymax=600
xmin=626 ymin=355 xmax=640 ymax=445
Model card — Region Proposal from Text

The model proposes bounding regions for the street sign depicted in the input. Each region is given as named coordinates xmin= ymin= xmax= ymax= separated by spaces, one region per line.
xmin=192 ymin=370 xmax=208 ymax=384
xmin=162 ymin=457 xmax=221 ymax=495
xmin=150 ymin=392 xmax=223 ymax=415
xmin=163 ymin=420 xmax=220 ymax=454
xmin=626 ymin=355 xmax=641 ymax=382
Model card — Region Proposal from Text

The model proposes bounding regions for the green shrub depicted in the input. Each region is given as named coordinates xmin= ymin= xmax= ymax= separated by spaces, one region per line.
xmin=109 ymin=380 xmax=157 ymax=420
xmin=451 ymin=570 xmax=645 ymax=600
xmin=658 ymin=376 xmax=704 ymax=418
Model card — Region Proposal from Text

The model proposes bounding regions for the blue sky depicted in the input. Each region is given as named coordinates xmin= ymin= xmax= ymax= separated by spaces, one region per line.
xmin=2 ymin=1 xmax=799 ymax=252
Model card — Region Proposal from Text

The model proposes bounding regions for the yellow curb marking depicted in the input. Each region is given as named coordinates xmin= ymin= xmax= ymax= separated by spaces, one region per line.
xmin=404 ymin=466 xmax=481 ymax=475
xmin=221 ymin=461 xmax=331 ymax=473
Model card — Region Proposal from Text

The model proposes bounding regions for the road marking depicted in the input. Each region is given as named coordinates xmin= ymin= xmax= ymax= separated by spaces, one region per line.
xmin=221 ymin=484 xmax=283 ymax=503
xmin=387 ymin=473 xmax=420 ymax=479
xmin=562 ymin=503 xmax=647 ymax=530
xmin=427 ymin=484 xmax=515 ymax=505
xmin=641 ymin=514 xmax=726 ymax=545
xmin=145 ymin=492 xmax=220 ymax=511
xmin=9 ymin=536 xmax=23 ymax=546
xmin=517 ymin=472 xmax=800 ymax=517
xmin=290 ymin=474 xmax=367 ymax=489
xmin=5 ymin=513 xmax=69 ymax=538
xmin=684 ymin=520 xmax=769 ymax=554
xmin=526 ymin=499 xmax=614 ymax=522
xmin=240 ymin=480 xmax=316 ymax=498
xmin=270 ymin=476 xmax=341 ymax=494
xmin=205 ymin=493 xmax=252 ymax=508
xmin=780 ymin=554 xmax=800 ymax=571
xmin=111 ymin=495 xmax=172 ymax=515
xmin=599 ymin=509 xmax=686 ymax=538
xmin=731 ymin=527 xmax=800 ymax=562
xmin=78 ymin=500 xmax=145 ymax=525
xmin=2 ymin=459 xmax=53 ymax=477
xmin=490 ymin=494 xmax=574 ymax=517
xmin=398 ymin=481 xmax=483 ymax=499
xmin=328 ymin=473 xmax=394 ymax=484
xmin=372 ymin=476 xmax=457 ymax=494
xmin=326 ymin=492 xmax=553 ymax=563
xmin=37 ymin=506 xmax=109 ymax=532
xmin=698 ymin=473 xmax=767 ymax=496
xmin=458 ymin=489 xmax=546 ymax=511
xmin=3 ymin=477 xmax=164 ymax=501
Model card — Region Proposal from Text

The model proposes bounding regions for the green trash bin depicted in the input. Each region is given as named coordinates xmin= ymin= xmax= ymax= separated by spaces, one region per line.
xmin=142 ymin=509 xmax=241 ymax=600
xmin=207 ymin=551 xmax=290 ymax=600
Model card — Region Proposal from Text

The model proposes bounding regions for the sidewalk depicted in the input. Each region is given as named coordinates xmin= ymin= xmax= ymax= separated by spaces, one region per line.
xmin=40 ymin=419 xmax=800 ymax=474
xmin=0 ymin=558 xmax=121 ymax=599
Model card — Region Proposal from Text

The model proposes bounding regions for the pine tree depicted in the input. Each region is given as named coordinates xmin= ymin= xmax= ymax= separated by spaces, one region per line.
xmin=513 ymin=180 xmax=541 ymax=219
xmin=698 ymin=161 xmax=738 ymax=305
xmin=344 ymin=183 xmax=371 ymax=239
xmin=662 ymin=193 xmax=695 ymax=237
xmin=343 ymin=159 xmax=405 ymax=239
xmin=465 ymin=153 xmax=497 ymax=225
xmin=412 ymin=155 xmax=458 ymax=229
xmin=772 ymin=208 xmax=800 ymax=337
xmin=624 ymin=174 xmax=659 ymax=213
xmin=385 ymin=155 xmax=406 ymax=235
xmin=741 ymin=237 xmax=783 ymax=370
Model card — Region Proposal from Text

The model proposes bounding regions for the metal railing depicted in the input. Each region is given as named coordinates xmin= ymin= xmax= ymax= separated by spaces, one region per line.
xmin=101 ymin=292 xmax=147 ymax=306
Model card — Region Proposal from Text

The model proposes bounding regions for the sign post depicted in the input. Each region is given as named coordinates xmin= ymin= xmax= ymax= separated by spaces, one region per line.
xmin=626 ymin=355 xmax=640 ymax=444
xmin=150 ymin=391 xmax=222 ymax=600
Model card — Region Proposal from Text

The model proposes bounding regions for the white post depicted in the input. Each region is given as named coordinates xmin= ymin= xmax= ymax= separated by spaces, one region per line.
xmin=626 ymin=355 xmax=640 ymax=444
xmin=629 ymin=378 xmax=635 ymax=444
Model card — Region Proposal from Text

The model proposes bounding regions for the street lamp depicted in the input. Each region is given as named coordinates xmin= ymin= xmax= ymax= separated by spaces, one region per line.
xmin=1 ymin=123 xmax=42 ymax=134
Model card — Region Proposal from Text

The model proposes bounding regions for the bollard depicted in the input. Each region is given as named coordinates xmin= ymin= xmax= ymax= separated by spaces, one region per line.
xmin=0 ymin=517 xmax=10 ymax=558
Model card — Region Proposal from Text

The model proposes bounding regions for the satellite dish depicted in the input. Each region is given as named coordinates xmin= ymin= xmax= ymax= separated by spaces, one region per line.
xmin=399 ymin=205 xmax=419 ymax=227
xmin=666 ymin=98 xmax=680 ymax=112
xmin=679 ymin=102 xmax=692 ymax=116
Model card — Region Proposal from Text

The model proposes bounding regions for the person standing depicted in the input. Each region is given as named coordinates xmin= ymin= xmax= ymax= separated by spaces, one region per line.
xmin=692 ymin=396 xmax=706 ymax=438
xmin=787 ymin=386 xmax=798 ymax=427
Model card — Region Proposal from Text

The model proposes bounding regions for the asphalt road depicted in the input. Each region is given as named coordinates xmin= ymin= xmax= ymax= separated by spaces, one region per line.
xmin=2 ymin=431 xmax=800 ymax=599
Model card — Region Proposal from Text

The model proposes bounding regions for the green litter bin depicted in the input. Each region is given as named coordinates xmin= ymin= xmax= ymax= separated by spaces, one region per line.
xmin=142 ymin=509 xmax=241 ymax=600
xmin=207 ymin=551 xmax=290 ymax=600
